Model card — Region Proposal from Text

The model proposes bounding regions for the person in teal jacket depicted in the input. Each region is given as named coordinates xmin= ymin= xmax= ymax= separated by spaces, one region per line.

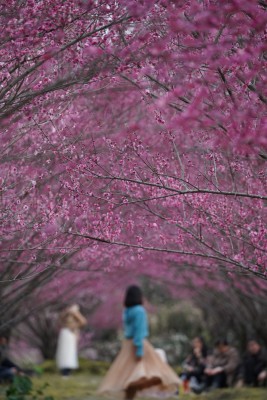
xmin=123 ymin=286 xmax=149 ymax=359
xmin=98 ymin=285 xmax=180 ymax=400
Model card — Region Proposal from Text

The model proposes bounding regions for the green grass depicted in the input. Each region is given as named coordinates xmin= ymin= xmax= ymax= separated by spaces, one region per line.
xmin=39 ymin=359 xmax=110 ymax=376
xmin=0 ymin=373 xmax=262 ymax=400
xmin=0 ymin=359 xmax=266 ymax=400
xmin=31 ymin=374 xmax=267 ymax=400
xmin=194 ymin=388 xmax=267 ymax=400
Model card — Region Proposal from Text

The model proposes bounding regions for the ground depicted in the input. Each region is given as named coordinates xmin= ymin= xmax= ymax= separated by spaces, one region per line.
xmin=0 ymin=360 xmax=266 ymax=399
xmin=1 ymin=373 xmax=267 ymax=400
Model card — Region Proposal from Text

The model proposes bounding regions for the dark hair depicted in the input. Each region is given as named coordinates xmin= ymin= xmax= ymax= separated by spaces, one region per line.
xmin=193 ymin=336 xmax=208 ymax=357
xmin=215 ymin=338 xmax=228 ymax=347
xmin=124 ymin=285 xmax=143 ymax=307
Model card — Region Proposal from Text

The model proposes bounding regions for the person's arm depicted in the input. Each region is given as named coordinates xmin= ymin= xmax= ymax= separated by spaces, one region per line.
xmin=59 ymin=309 xmax=68 ymax=326
xmin=204 ymin=354 xmax=215 ymax=375
xmin=72 ymin=310 xmax=87 ymax=328
xmin=132 ymin=307 xmax=147 ymax=358
xmin=182 ymin=354 xmax=194 ymax=372
xmin=256 ymin=350 xmax=267 ymax=381
xmin=222 ymin=349 xmax=240 ymax=375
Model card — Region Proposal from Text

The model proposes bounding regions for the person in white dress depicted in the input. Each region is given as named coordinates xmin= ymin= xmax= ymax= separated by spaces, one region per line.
xmin=56 ymin=304 xmax=86 ymax=377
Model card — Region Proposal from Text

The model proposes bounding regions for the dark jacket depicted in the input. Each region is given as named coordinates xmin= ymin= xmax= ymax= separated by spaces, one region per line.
xmin=241 ymin=348 xmax=267 ymax=385
xmin=184 ymin=351 xmax=207 ymax=376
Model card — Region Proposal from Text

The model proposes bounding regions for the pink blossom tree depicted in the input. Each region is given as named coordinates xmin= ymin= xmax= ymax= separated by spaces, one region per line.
xmin=0 ymin=0 xmax=267 ymax=336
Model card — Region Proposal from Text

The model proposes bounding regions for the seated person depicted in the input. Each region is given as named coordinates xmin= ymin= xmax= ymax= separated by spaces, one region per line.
xmin=204 ymin=338 xmax=239 ymax=389
xmin=0 ymin=335 xmax=23 ymax=382
xmin=238 ymin=339 xmax=267 ymax=387
xmin=181 ymin=336 xmax=207 ymax=393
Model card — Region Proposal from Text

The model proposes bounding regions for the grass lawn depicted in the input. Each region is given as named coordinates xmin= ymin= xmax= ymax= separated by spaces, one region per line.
xmin=29 ymin=373 xmax=267 ymax=400
xmin=1 ymin=373 xmax=266 ymax=400
xmin=0 ymin=359 xmax=266 ymax=400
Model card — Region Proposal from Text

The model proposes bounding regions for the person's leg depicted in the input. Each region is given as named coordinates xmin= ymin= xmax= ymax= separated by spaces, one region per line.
xmin=242 ymin=358 xmax=265 ymax=387
xmin=189 ymin=374 xmax=205 ymax=394
xmin=0 ymin=367 xmax=15 ymax=382
xmin=1 ymin=358 xmax=21 ymax=371
xmin=60 ymin=368 xmax=71 ymax=376
xmin=211 ymin=371 xmax=227 ymax=388
xmin=124 ymin=386 xmax=137 ymax=400
xmin=192 ymin=372 xmax=203 ymax=384
xmin=2 ymin=358 xmax=33 ymax=376
xmin=180 ymin=372 xmax=190 ymax=393
xmin=204 ymin=374 xmax=213 ymax=389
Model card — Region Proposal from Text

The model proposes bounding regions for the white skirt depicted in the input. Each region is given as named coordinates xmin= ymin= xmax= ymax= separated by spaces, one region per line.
xmin=56 ymin=328 xmax=78 ymax=369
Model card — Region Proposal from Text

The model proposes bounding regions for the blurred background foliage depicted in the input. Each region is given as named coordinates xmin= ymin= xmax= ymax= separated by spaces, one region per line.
xmin=5 ymin=274 xmax=267 ymax=368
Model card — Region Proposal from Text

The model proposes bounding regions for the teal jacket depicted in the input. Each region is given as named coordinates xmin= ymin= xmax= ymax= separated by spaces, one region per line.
xmin=123 ymin=305 xmax=149 ymax=357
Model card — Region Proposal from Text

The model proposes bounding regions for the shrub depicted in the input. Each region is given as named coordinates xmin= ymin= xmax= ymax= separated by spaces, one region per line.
xmin=6 ymin=376 xmax=53 ymax=400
